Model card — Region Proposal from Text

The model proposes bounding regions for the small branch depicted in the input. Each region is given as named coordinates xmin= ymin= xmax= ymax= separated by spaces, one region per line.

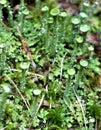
xmin=4 ymin=74 xmax=30 ymax=112
xmin=37 ymin=84 xmax=48 ymax=111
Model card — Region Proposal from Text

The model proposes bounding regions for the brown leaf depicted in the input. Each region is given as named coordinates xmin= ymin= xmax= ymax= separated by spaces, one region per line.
xmin=76 ymin=55 xmax=88 ymax=61
xmin=86 ymin=33 xmax=101 ymax=45
xmin=38 ymin=99 xmax=60 ymax=108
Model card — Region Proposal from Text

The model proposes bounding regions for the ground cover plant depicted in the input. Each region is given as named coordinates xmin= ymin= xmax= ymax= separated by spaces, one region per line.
xmin=0 ymin=0 xmax=101 ymax=130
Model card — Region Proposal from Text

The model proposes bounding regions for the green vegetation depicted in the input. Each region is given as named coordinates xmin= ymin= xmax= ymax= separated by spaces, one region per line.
xmin=0 ymin=0 xmax=101 ymax=129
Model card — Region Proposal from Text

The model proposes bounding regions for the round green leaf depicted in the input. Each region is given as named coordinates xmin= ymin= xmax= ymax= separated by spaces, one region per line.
xmin=0 ymin=44 xmax=4 ymax=48
xmin=20 ymin=62 xmax=30 ymax=69
xmin=48 ymin=17 xmax=54 ymax=23
xmin=50 ymin=8 xmax=60 ymax=16
xmin=33 ymin=89 xmax=41 ymax=95
xmin=64 ymin=73 xmax=69 ymax=78
xmin=83 ymin=2 xmax=90 ymax=7
xmin=80 ymin=12 xmax=88 ymax=18
xmin=75 ymin=35 xmax=83 ymax=43
xmin=0 ymin=0 xmax=6 ymax=4
xmin=22 ymin=9 xmax=29 ymax=15
xmin=41 ymin=6 xmax=49 ymax=12
xmin=89 ymin=118 xmax=95 ymax=123
xmin=94 ymin=67 xmax=101 ymax=73
xmin=80 ymin=59 xmax=88 ymax=67
xmin=0 ymin=48 xmax=2 ymax=54
xmin=80 ymin=24 xmax=90 ymax=32
xmin=88 ymin=45 xmax=94 ymax=51
xmin=67 ymin=68 xmax=76 ymax=76
xmin=59 ymin=12 xmax=67 ymax=17
xmin=1 ymin=83 xmax=11 ymax=93
xmin=71 ymin=17 xmax=80 ymax=24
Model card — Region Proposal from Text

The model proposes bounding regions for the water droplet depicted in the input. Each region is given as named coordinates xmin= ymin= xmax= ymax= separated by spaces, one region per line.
xmin=55 ymin=50 xmax=58 ymax=53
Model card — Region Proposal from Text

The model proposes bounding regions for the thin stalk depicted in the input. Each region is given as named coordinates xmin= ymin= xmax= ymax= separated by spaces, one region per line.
xmin=63 ymin=98 xmax=83 ymax=127
xmin=4 ymin=74 xmax=30 ymax=112
xmin=0 ymin=93 xmax=7 ymax=120
xmin=6 ymin=1 xmax=13 ymax=27
xmin=20 ymin=70 xmax=26 ymax=90
xmin=18 ymin=0 xmax=25 ymax=33
xmin=21 ymin=0 xmax=24 ymax=5
xmin=0 ymin=4 xmax=3 ymax=20
xmin=53 ymin=16 xmax=60 ymax=63
xmin=35 ymin=0 xmax=41 ymax=15
xmin=72 ymin=86 xmax=88 ymax=130
xmin=60 ymin=52 xmax=67 ymax=80
xmin=0 ymin=47 xmax=6 ymax=74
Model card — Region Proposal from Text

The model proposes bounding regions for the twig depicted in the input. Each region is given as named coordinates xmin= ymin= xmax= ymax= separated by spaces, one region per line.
xmin=4 ymin=74 xmax=30 ymax=112
xmin=5 ymin=68 xmax=21 ymax=72
xmin=72 ymin=86 xmax=88 ymax=130
xmin=16 ymin=26 xmax=36 ymax=69
xmin=37 ymin=84 xmax=48 ymax=111
xmin=37 ymin=94 xmax=45 ymax=111
xmin=60 ymin=52 xmax=67 ymax=80
xmin=4 ymin=68 xmax=44 ymax=78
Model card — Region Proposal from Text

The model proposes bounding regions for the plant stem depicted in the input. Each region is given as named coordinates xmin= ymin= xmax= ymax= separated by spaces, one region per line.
xmin=4 ymin=74 xmax=30 ymax=112
xmin=0 ymin=93 xmax=7 ymax=120
xmin=0 ymin=4 xmax=3 ymax=20
xmin=6 ymin=1 xmax=13 ymax=27
xmin=72 ymin=86 xmax=88 ymax=130
xmin=18 ymin=0 xmax=25 ymax=33
xmin=60 ymin=52 xmax=67 ymax=80
xmin=20 ymin=70 xmax=26 ymax=90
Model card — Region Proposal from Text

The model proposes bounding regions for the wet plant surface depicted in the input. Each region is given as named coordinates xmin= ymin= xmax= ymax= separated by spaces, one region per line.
xmin=0 ymin=0 xmax=101 ymax=130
